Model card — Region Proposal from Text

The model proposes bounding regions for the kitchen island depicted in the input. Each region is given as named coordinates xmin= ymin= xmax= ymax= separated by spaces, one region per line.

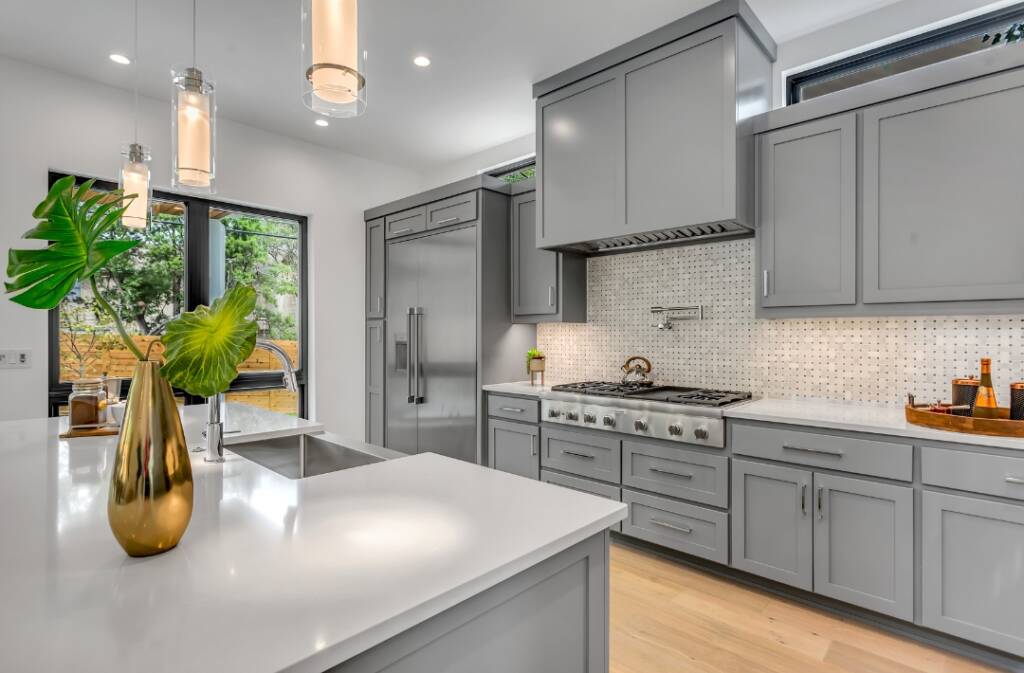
xmin=0 ymin=404 xmax=625 ymax=673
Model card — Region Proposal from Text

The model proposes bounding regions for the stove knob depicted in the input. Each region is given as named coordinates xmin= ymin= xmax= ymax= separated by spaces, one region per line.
xmin=566 ymin=411 xmax=579 ymax=422
xmin=547 ymin=408 xmax=561 ymax=418
xmin=668 ymin=424 xmax=683 ymax=436
xmin=634 ymin=418 xmax=649 ymax=432
xmin=694 ymin=426 xmax=710 ymax=440
xmin=583 ymin=411 xmax=596 ymax=424
xmin=602 ymin=415 xmax=616 ymax=428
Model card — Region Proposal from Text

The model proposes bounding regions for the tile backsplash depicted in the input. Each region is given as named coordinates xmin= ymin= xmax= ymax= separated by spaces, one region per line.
xmin=537 ymin=238 xmax=1024 ymax=406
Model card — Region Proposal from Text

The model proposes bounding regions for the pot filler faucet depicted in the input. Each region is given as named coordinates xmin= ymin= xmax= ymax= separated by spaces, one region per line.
xmin=203 ymin=339 xmax=299 ymax=463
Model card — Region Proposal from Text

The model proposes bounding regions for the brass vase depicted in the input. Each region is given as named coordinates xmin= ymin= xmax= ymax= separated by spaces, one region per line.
xmin=108 ymin=361 xmax=193 ymax=557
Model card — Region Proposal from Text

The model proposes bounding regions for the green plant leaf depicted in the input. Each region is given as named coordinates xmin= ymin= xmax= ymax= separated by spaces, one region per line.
xmin=5 ymin=175 xmax=139 ymax=309
xmin=160 ymin=285 xmax=259 ymax=397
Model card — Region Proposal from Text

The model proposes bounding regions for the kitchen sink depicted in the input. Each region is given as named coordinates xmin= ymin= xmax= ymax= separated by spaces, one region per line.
xmin=228 ymin=432 xmax=405 ymax=479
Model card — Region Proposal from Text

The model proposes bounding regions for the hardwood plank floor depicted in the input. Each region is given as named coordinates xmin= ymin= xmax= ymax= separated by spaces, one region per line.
xmin=610 ymin=543 xmax=1001 ymax=673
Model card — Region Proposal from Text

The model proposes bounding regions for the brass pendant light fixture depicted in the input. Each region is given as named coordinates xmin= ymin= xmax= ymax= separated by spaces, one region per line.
xmin=302 ymin=0 xmax=367 ymax=117
xmin=119 ymin=0 xmax=152 ymax=229
xmin=171 ymin=0 xmax=216 ymax=193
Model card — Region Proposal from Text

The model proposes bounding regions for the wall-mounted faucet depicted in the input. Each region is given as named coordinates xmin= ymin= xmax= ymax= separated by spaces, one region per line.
xmin=651 ymin=305 xmax=703 ymax=330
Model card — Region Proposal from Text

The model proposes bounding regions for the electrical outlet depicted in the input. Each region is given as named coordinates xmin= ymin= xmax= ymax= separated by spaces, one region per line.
xmin=0 ymin=349 xmax=32 ymax=369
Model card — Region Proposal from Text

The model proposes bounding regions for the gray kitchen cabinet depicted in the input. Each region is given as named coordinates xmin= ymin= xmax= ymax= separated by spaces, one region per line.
xmin=489 ymin=418 xmax=540 ymax=480
xmin=384 ymin=206 xmax=427 ymax=239
xmin=541 ymin=469 xmax=622 ymax=532
xmin=511 ymin=191 xmax=586 ymax=323
xmin=426 ymin=192 xmax=478 ymax=230
xmin=921 ymin=491 xmax=1024 ymax=656
xmin=540 ymin=426 xmax=621 ymax=484
xmin=813 ymin=473 xmax=913 ymax=620
xmin=622 ymin=488 xmax=729 ymax=564
xmin=732 ymin=459 xmax=813 ymax=590
xmin=863 ymin=69 xmax=1024 ymax=304
xmin=366 ymin=217 xmax=385 ymax=318
xmin=758 ymin=113 xmax=856 ymax=308
xmin=366 ymin=321 xmax=385 ymax=446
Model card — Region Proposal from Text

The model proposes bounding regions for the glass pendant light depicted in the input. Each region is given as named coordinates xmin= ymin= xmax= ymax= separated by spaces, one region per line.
xmin=301 ymin=0 xmax=367 ymax=117
xmin=119 ymin=0 xmax=152 ymax=229
xmin=172 ymin=0 xmax=216 ymax=193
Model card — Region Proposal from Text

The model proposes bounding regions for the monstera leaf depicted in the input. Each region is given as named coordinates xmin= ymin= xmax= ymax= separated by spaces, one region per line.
xmin=160 ymin=285 xmax=259 ymax=398
xmin=5 ymin=175 xmax=139 ymax=309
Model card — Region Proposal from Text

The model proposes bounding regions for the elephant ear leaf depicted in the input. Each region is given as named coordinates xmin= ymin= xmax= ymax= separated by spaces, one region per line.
xmin=160 ymin=285 xmax=259 ymax=398
xmin=5 ymin=175 xmax=139 ymax=310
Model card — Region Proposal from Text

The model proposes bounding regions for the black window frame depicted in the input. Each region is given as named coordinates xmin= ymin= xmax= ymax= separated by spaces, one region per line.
xmin=787 ymin=2 xmax=1024 ymax=105
xmin=46 ymin=171 xmax=309 ymax=418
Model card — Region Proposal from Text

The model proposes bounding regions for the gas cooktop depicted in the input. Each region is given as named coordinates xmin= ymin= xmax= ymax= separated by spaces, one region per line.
xmin=550 ymin=381 xmax=751 ymax=407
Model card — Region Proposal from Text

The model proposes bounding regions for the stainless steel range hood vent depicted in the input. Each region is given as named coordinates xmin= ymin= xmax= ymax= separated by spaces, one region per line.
xmin=566 ymin=220 xmax=753 ymax=255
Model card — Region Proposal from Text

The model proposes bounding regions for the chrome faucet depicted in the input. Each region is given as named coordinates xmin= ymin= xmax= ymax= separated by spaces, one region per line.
xmin=204 ymin=339 xmax=299 ymax=462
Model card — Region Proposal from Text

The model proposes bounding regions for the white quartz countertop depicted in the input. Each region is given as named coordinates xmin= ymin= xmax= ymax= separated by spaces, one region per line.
xmin=482 ymin=380 xmax=564 ymax=397
xmin=0 ymin=404 xmax=625 ymax=673
xmin=726 ymin=398 xmax=1024 ymax=451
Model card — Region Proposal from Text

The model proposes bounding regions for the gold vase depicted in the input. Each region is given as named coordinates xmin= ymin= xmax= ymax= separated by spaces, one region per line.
xmin=108 ymin=361 xmax=193 ymax=557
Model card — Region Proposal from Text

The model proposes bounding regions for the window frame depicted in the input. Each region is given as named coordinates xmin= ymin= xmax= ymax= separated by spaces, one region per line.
xmin=786 ymin=2 xmax=1024 ymax=105
xmin=46 ymin=171 xmax=309 ymax=418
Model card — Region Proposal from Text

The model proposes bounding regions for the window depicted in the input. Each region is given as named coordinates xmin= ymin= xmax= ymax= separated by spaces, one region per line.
xmin=787 ymin=3 xmax=1024 ymax=104
xmin=48 ymin=173 xmax=308 ymax=418
xmin=488 ymin=159 xmax=536 ymax=184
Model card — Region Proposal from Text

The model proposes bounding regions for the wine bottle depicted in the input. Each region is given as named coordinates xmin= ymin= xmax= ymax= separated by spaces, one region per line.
xmin=973 ymin=358 xmax=1000 ymax=419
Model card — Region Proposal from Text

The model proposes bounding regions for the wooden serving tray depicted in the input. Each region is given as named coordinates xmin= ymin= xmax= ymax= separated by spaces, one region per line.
xmin=60 ymin=426 xmax=120 ymax=439
xmin=905 ymin=405 xmax=1024 ymax=438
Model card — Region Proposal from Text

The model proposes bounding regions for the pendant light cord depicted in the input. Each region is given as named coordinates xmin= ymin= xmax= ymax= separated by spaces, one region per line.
xmin=133 ymin=0 xmax=139 ymax=142
xmin=192 ymin=0 xmax=197 ymax=66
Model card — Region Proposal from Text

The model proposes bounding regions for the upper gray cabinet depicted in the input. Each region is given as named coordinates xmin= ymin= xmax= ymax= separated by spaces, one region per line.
xmin=863 ymin=69 xmax=1024 ymax=304
xmin=366 ymin=217 xmax=385 ymax=318
xmin=535 ymin=18 xmax=772 ymax=251
xmin=511 ymin=191 xmax=587 ymax=323
xmin=758 ymin=114 xmax=856 ymax=308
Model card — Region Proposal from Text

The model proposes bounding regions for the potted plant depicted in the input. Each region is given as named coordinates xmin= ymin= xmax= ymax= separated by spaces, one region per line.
xmin=5 ymin=176 xmax=257 ymax=557
xmin=526 ymin=347 xmax=546 ymax=385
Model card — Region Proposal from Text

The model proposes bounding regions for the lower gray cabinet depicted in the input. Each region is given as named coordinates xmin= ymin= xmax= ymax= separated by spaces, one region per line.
xmin=540 ymin=426 xmax=621 ymax=484
xmin=366 ymin=321 xmax=385 ymax=446
xmin=621 ymin=489 xmax=729 ymax=564
xmin=732 ymin=460 xmax=813 ymax=590
xmin=489 ymin=418 xmax=540 ymax=480
xmin=921 ymin=491 xmax=1024 ymax=656
xmin=813 ymin=473 xmax=913 ymax=620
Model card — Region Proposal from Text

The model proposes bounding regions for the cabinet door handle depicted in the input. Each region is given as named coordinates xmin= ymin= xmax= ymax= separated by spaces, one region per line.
xmin=817 ymin=486 xmax=825 ymax=521
xmin=562 ymin=449 xmax=595 ymax=460
xmin=500 ymin=406 xmax=524 ymax=413
xmin=800 ymin=483 xmax=807 ymax=515
xmin=391 ymin=227 xmax=413 ymax=235
xmin=763 ymin=269 xmax=769 ymax=298
xmin=1006 ymin=475 xmax=1024 ymax=485
xmin=376 ymin=296 xmax=382 ymax=313
xmin=434 ymin=216 xmax=459 ymax=225
xmin=651 ymin=519 xmax=692 ymax=535
xmin=783 ymin=444 xmax=844 ymax=457
xmin=405 ymin=309 xmax=415 ymax=404
xmin=530 ymin=435 xmax=536 ymax=457
xmin=649 ymin=466 xmax=693 ymax=480
xmin=548 ymin=285 xmax=555 ymax=307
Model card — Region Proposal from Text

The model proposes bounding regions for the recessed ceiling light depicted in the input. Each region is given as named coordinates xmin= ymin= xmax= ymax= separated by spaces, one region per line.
xmin=315 ymin=118 xmax=329 ymax=127
xmin=413 ymin=55 xmax=431 ymax=68
xmin=109 ymin=53 xmax=131 ymax=65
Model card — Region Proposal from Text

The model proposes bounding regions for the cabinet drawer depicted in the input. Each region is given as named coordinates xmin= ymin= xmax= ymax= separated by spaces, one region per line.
xmin=426 ymin=192 xmax=478 ymax=229
xmin=622 ymin=489 xmax=729 ymax=564
xmin=487 ymin=394 xmax=539 ymax=423
xmin=922 ymin=446 xmax=1024 ymax=501
xmin=622 ymin=440 xmax=728 ymax=508
xmin=541 ymin=469 xmax=622 ymax=532
xmin=540 ymin=426 xmax=621 ymax=483
xmin=385 ymin=206 xmax=427 ymax=238
xmin=731 ymin=422 xmax=912 ymax=481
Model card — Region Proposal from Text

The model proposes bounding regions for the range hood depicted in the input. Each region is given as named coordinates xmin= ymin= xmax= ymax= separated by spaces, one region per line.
xmin=568 ymin=220 xmax=753 ymax=255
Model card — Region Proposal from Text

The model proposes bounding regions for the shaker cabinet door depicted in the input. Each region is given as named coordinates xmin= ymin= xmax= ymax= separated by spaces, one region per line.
xmin=366 ymin=218 xmax=386 ymax=318
xmin=863 ymin=70 xmax=1024 ymax=303
xmin=812 ymin=473 xmax=913 ymax=620
xmin=758 ymin=113 xmax=856 ymax=308
xmin=731 ymin=460 xmax=813 ymax=590
xmin=489 ymin=418 xmax=540 ymax=480
xmin=365 ymin=321 xmax=385 ymax=446
xmin=511 ymin=192 xmax=558 ymax=318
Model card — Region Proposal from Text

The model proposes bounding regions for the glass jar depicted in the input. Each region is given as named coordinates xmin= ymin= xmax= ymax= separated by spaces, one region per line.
xmin=68 ymin=379 xmax=106 ymax=430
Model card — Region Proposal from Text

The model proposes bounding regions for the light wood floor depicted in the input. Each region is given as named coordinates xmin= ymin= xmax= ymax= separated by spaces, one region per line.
xmin=610 ymin=543 xmax=1001 ymax=673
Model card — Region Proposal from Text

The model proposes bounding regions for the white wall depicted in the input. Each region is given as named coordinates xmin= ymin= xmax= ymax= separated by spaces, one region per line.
xmin=420 ymin=134 xmax=535 ymax=189
xmin=0 ymin=55 xmax=421 ymax=433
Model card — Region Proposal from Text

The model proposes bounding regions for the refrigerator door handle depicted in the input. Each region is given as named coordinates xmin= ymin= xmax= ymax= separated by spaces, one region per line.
xmin=413 ymin=307 xmax=425 ymax=404
xmin=406 ymin=308 xmax=415 ymax=404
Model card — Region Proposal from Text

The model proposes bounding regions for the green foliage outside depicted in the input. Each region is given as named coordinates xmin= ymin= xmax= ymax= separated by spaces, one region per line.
xmin=500 ymin=166 xmax=536 ymax=184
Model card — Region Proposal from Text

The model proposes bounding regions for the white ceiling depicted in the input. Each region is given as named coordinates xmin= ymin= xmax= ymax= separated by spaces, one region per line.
xmin=0 ymin=0 xmax=906 ymax=172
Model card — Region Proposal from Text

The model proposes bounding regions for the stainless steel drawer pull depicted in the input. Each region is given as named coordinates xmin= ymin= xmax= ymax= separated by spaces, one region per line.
xmin=1006 ymin=475 xmax=1024 ymax=485
xmin=649 ymin=466 xmax=693 ymax=480
xmin=499 ymin=406 xmax=525 ymax=413
xmin=763 ymin=269 xmax=769 ymax=298
xmin=800 ymin=483 xmax=807 ymax=515
xmin=391 ymin=227 xmax=413 ymax=235
xmin=783 ymin=444 xmax=844 ymax=457
xmin=434 ymin=216 xmax=459 ymax=225
xmin=531 ymin=435 xmax=536 ymax=457
xmin=651 ymin=519 xmax=693 ymax=535
xmin=562 ymin=449 xmax=595 ymax=460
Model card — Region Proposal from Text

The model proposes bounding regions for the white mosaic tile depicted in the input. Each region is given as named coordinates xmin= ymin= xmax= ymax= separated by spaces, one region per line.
xmin=536 ymin=238 xmax=1024 ymax=406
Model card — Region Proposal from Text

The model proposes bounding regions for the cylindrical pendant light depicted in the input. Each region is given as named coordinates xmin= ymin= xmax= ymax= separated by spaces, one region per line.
xmin=172 ymin=0 xmax=216 ymax=193
xmin=120 ymin=0 xmax=151 ymax=229
xmin=301 ymin=0 xmax=367 ymax=117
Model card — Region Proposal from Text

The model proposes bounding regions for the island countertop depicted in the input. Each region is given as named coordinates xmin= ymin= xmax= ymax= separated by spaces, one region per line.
xmin=0 ymin=404 xmax=625 ymax=673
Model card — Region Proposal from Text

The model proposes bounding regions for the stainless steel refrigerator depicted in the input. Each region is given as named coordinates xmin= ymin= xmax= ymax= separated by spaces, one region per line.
xmin=386 ymin=226 xmax=479 ymax=462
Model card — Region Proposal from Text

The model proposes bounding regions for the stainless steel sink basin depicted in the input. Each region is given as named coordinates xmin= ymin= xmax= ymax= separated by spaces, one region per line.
xmin=228 ymin=432 xmax=405 ymax=479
